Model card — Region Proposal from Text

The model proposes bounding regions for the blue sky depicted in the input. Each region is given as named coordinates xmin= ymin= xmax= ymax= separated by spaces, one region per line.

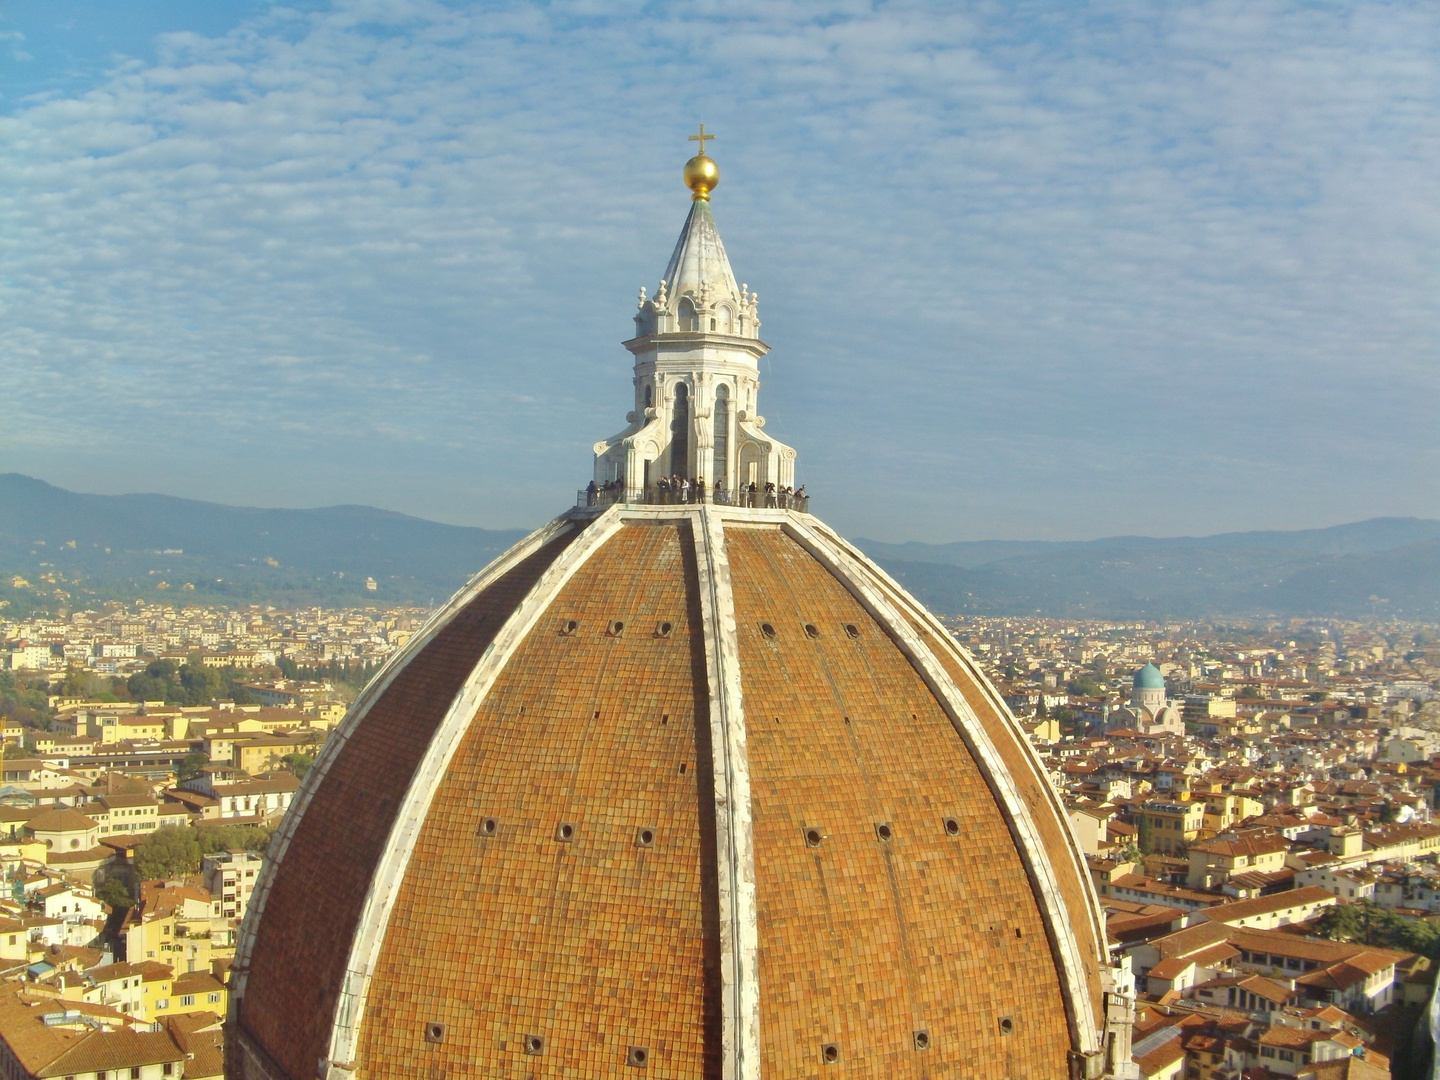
xmin=1 ymin=1 xmax=1436 ymax=542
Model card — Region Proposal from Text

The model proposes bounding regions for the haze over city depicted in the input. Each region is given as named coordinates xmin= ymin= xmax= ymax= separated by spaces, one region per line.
xmin=2 ymin=0 xmax=1436 ymax=543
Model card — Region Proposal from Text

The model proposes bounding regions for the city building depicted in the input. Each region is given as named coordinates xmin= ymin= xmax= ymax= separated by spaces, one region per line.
xmin=1108 ymin=664 xmax=1185 ymax=736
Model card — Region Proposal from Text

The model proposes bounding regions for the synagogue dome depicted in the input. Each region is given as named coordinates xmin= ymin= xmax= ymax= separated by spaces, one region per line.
xmin=1133 ymin=663 xmax=1166 ymax=690
xmin=228 ymin=134 xmax=1127 ymax=1080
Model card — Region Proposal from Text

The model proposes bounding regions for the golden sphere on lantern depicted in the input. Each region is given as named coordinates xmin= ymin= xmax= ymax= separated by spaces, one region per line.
xmin=683 ymin=153 xmax=720 ymax=201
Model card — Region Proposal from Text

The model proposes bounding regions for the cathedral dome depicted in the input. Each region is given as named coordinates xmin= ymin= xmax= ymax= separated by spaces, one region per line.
xmin=228 ymin=135 xmax=1124 ymax=1080
xmin=1133 ymin=663 xmax=1166 ymax=690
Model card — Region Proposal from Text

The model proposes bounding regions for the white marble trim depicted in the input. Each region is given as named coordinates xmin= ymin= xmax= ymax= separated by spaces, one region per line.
xmin=320 ymin=507 xmax=626 ymax=1075
xmin=694 ymin=505 xmax=762 ymax=1080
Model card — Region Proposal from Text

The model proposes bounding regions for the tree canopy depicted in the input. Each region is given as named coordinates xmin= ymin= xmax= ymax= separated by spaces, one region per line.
xmin=96 ymin=877 xmax=135 ymax=910
xmin=198 ymin=824 xmax=274 ymax=856
xmin=133 ymin=823 xmax=275 ymax=881
xmin=281 ymin=751 xmax=315 ymax=779
xmin=125 ymin=659 xmax=254 ymax=706
xmin=134 ymin=825 xmax=201 ymax=880
xmin=0 ymin=671 xmax=49 ymax=727
xmin=1313 ymin=901 xmax=1440 ymax=961
xmin=175 ymin=752 xmax=209 ymax=783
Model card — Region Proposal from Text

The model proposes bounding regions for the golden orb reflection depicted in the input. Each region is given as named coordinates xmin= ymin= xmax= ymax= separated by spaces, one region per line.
xmin=683 ymin=153 xmax=720 ymax=201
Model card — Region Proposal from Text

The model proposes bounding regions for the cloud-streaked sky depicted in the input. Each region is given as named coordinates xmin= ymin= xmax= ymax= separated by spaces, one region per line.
xmin=2 ymin=1 xmax=1437 ymax=543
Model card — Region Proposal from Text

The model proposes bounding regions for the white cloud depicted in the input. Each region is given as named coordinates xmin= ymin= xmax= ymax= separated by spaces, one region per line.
xmin=0 ymin=0 xmax=1436 ymax=540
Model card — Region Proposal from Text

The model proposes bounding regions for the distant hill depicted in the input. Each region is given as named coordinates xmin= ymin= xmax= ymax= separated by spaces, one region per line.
xmin=0 ymin=474 xmax=528 ymax=609
xmin=856 ymin=518 xmax=1440 ymax=568
xmin=854 ymin=519 xmax=1440 ymax=621
xmin=2 ymin=473 xmax=1436 ymax=619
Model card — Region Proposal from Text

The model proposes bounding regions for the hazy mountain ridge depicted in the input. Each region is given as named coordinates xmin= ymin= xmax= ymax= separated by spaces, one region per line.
xmin=0 ymin=474 xmax=527 ymax=607
xmin=855 ymin=518 xmax=1440 ymax=569
xmin=858 ymin=525 xmax=1440 ymax=620
xmin=2 ymin=474 xmax=1436 ymax=618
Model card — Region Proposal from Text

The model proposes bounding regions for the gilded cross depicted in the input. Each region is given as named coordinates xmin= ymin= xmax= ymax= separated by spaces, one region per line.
xmin=688 ymin=123 xmax=716 ymax=157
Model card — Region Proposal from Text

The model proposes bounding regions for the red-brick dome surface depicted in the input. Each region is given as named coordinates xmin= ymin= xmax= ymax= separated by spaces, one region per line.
xmin=228 ymin=507 xmax=1109 ymax=1080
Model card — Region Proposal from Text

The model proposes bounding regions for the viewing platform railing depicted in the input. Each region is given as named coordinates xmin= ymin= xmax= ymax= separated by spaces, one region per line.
xmin=577 ymin=488 xmax=809 ymax=513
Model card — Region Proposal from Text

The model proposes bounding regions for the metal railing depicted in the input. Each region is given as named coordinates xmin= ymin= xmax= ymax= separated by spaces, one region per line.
xmin=577 ymin=487 xmax=809 ymax=513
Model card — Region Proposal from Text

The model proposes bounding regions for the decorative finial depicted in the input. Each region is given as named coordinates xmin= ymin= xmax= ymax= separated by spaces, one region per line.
xmin=683 ymin=123 xmax=720 ymax=201
xmin=688 ymin=123 xmax=715 ymax=157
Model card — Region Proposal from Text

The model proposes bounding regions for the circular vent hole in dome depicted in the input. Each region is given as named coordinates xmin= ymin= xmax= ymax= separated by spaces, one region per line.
xmin=998 ymin=1016 xmax=1014 ymax=1036
xmin=803 ymin=623 xmax=820 ymax=638
xmin=560 ymin=619 xmax=579 ymax=636
xmin=635 ymin=827 xmax=656 ymax=848
xmin=821 ymin=1043 xmax=840 ymax=1064
xmin=607 ymin=620 xmax=625 ymax=636
xmin=424 ymin=1022 xmax=445 ymax=1044
xmin=525 ymin=1034 xmax=546 ymax=1055
xmin=556 ymin=823 xmax=576 ymax=842
xmin=875 ymin=822 xmax=893 ymax=842
xmin=477 ymin=818 xmax=498 ymax=837
xmin=656 ymin=621 xmax=673 ymax=638
xmin=627 ymin=1046 xmax=649 ymax=1068
xmin=759 ymin=622 xmax=776 ymax=639
xmin=804 ymin=827 xmax=824 ymax=848
xmin=912 ymin=1029 xmax=930 ymax=1051
xmin=844 ymin=623 xmax=860 ymax=639
xmin=943 ymin=817 xmax=961 ymax=836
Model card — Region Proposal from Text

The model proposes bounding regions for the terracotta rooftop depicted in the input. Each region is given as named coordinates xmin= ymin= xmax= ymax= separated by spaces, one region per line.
xmin=1197 ymin=886 xmax=1336 ymax=925
xmin=0 ymin=984 xmax=183 ymax=1076
xmin=23 ymin=808 xmax=98 ymax=833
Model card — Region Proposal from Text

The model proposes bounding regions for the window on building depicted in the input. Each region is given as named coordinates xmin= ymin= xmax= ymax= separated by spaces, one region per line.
xmin=712 ymin=385 xmax=730 ymax=486
xmin=181 ymin=995 xmax=195 ymax=1006
xmin=677 ymin=298 xmax=698 ymax=332
xmin=670 ymin=383 xmax=690 ymax=476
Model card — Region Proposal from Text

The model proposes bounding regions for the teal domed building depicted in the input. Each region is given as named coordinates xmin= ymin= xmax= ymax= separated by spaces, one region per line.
xmin=1105 ymin=663 xmax=1183 ymax=736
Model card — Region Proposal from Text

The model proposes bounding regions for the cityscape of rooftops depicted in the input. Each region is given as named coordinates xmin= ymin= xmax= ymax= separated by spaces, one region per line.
xmin=1 ymin=3 xmax=1438 ymax=1079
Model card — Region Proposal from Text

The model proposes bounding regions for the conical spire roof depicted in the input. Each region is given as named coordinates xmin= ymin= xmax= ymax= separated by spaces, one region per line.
xmin=661 ymin=199 xmax=740 ymax=302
